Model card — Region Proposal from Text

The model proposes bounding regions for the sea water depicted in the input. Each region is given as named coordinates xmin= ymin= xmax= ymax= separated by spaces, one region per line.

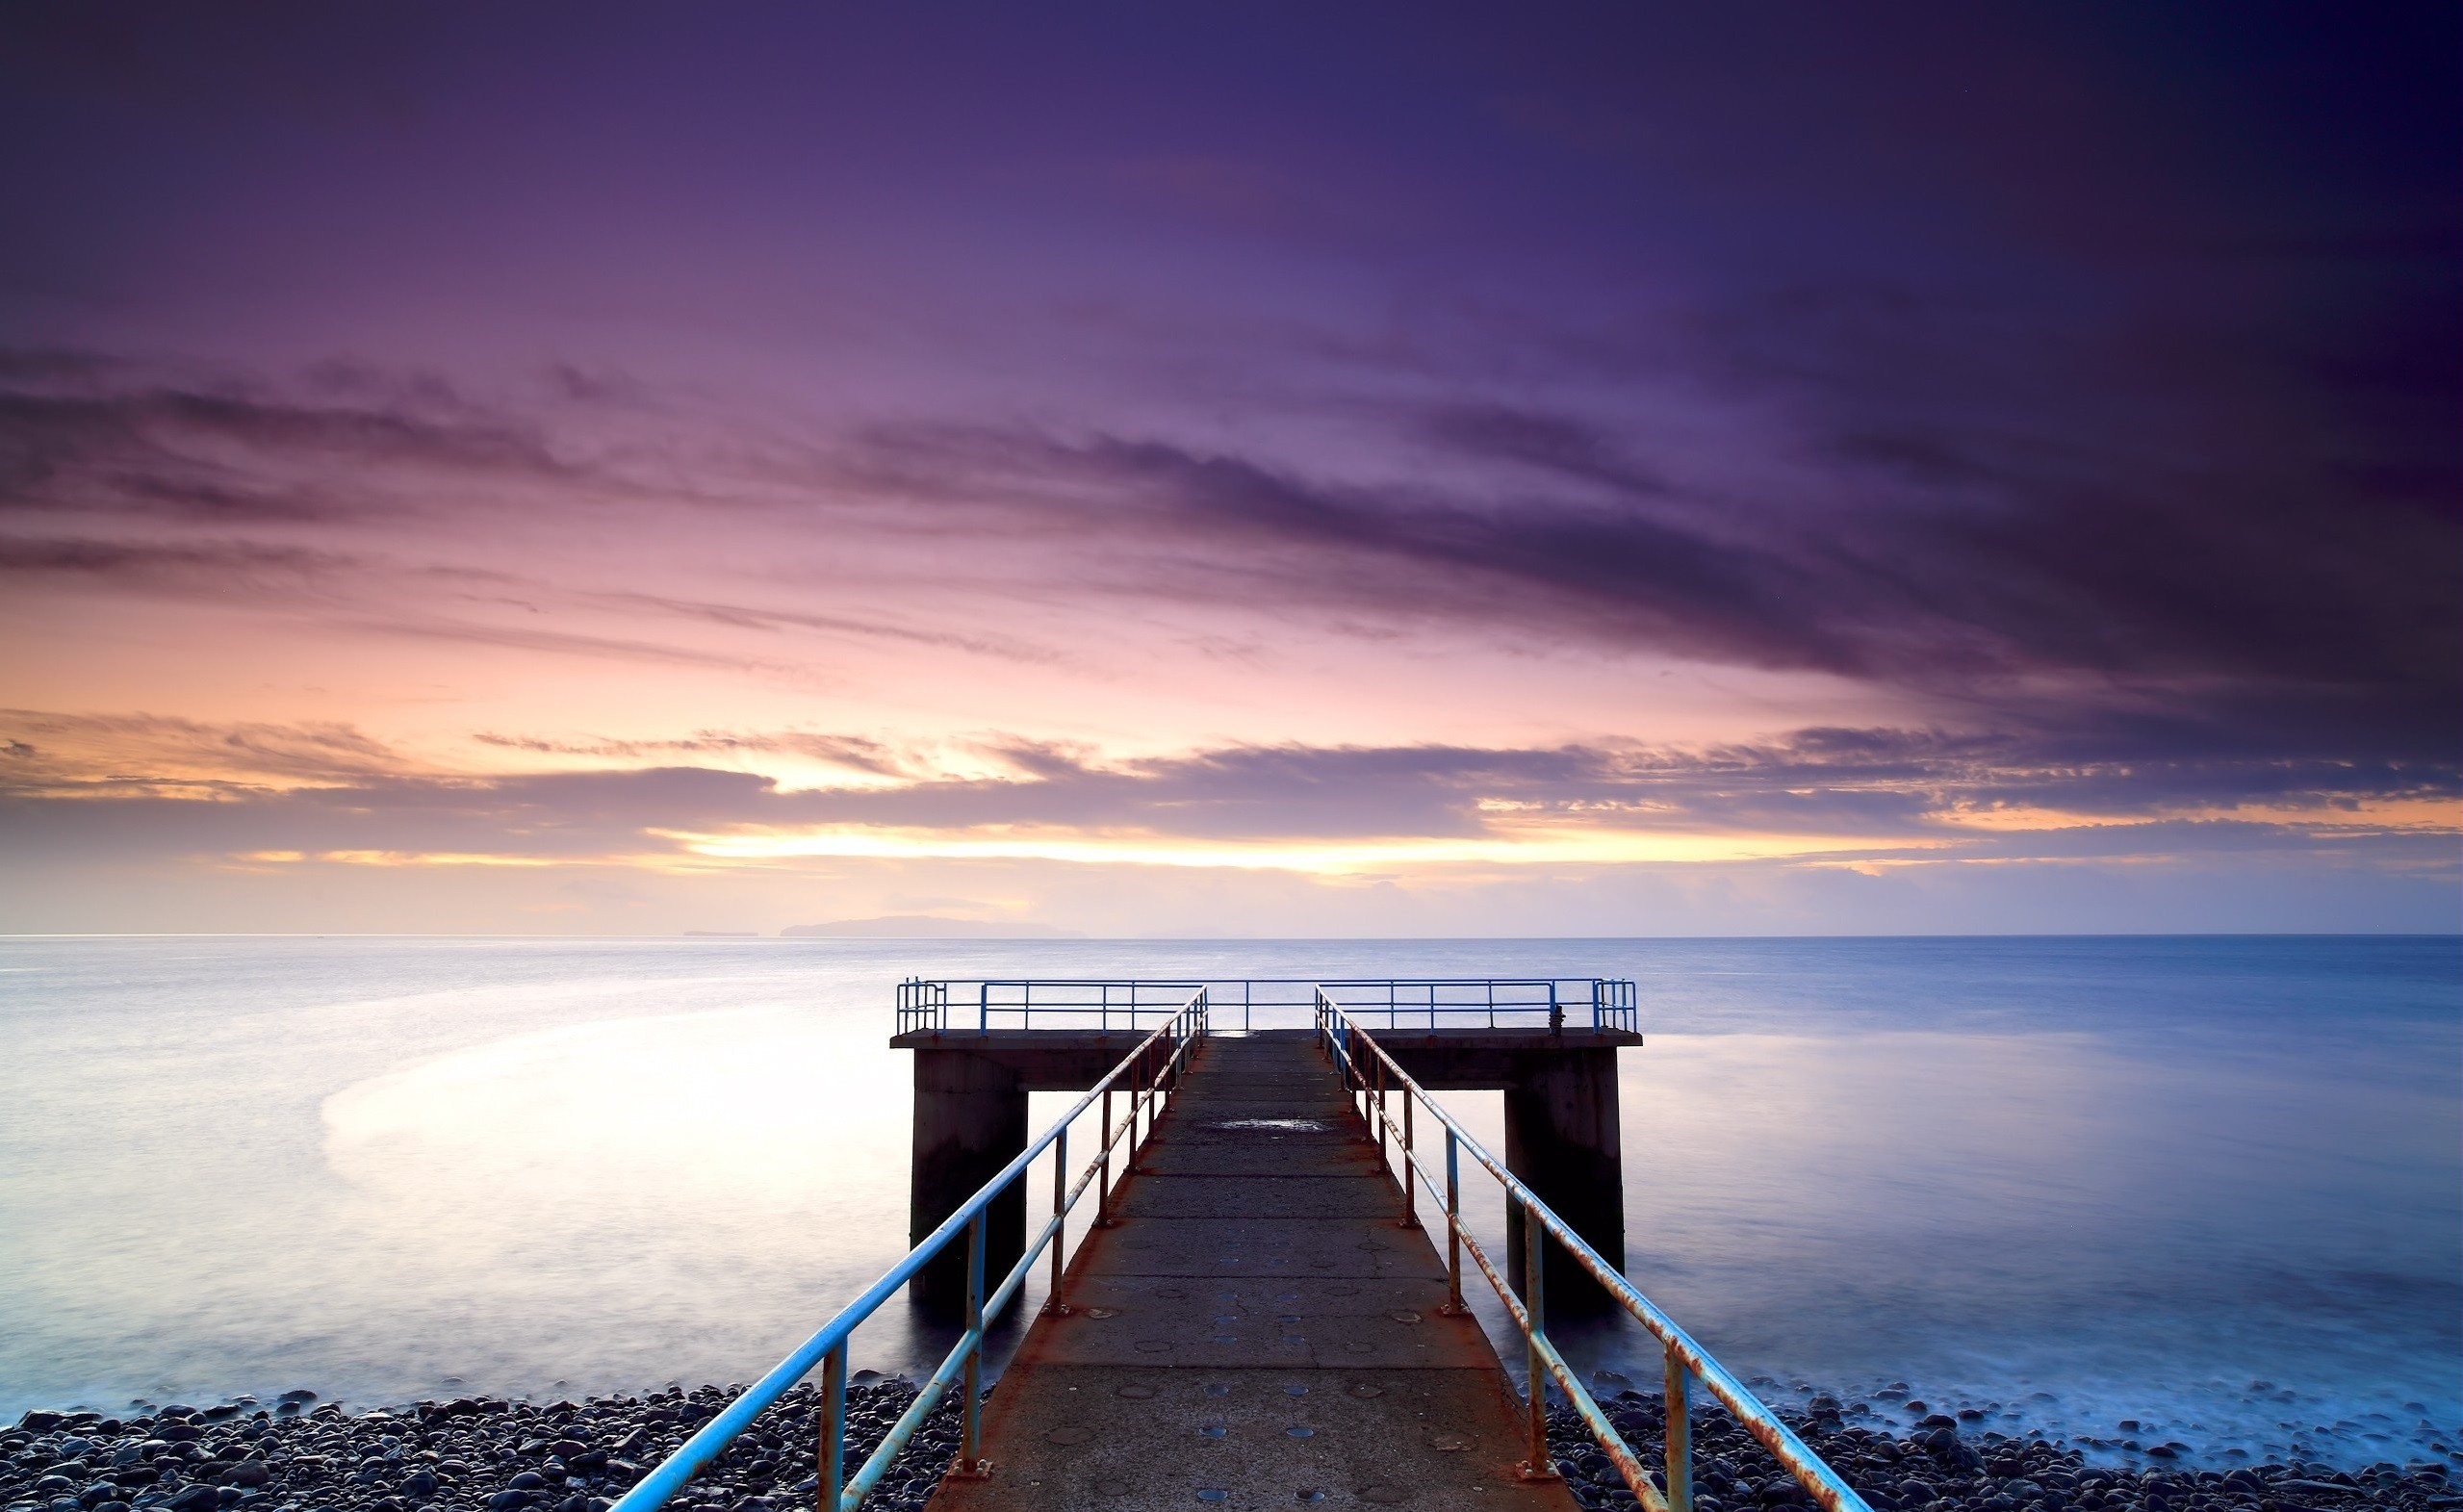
xmin=0 ymin=935 xmax=2451 ymax=1469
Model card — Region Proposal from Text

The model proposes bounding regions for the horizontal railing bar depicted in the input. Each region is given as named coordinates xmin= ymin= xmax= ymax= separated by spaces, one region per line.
xmin=904 ymin=982 xmax=1624 ymax=993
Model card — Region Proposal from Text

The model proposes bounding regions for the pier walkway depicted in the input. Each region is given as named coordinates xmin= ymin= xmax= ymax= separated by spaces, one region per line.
xmin=604 ymin=980 xmax=1870 ymax=1512
xmin=928 ymin=1031 xmax=1579 ymax=1510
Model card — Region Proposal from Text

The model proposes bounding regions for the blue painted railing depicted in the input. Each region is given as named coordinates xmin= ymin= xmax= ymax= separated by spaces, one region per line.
xmin=606 ymin=989 xmax=1207 ymax=1512
xmin=1316 ymin=990 xmax=1873 ymax=1512
xmin=896 ymin=975 xmax=1638 ymax=1035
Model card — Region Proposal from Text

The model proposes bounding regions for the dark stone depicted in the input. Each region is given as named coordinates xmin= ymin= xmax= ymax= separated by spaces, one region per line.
xmin=509 ymin=1473 xmax=548 ymax=1491
xmin=487 ymin=1493 xmax=532 ymax=1512
xmin=165 ymin=1485 xmax=220 ymax=1512
xmin=400 ymin=1472 xmax=438 ymax=1498
xmin=218 ymin=1465 xmax=269 ymax=1490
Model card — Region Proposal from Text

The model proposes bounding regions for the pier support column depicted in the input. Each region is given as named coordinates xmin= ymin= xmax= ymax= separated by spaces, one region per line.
xmin=1503 ymin=1046 xmax=1626 ymax=1317
xmin=908 ymin=1048 xmax=1028 ymax=1315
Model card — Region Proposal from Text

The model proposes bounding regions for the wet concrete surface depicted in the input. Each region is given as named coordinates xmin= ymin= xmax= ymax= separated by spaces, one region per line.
xmin=926 ymin=1031 xmax=1578 ymax=1512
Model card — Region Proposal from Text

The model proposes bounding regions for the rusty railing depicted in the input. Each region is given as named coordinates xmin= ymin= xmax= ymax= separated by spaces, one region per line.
xmin=1316 ymin=988 xmax=1873 ymax=1512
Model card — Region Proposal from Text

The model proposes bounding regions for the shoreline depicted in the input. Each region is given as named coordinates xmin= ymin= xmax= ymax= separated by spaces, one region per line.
xmin=7 ymin=1381 xmax=2452 ymax=1512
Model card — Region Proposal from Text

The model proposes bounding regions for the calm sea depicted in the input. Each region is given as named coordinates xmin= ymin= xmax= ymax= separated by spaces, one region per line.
xmin=0 ymin=935 xmax=2452 ymax=1469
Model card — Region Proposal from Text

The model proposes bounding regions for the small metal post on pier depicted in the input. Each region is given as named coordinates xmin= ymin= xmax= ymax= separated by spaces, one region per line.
xmin=1441 ymin=1128 xmax=1466 ymax=1314
xmin=816 ymin=1342 xmax=846 ymax=1511
xmin=1399 ymin=1089 xmax=1419 ymax=1229
xmin=950 ymin=1215 xmax=990 ymax=1480
xmin=1039 ymin=1127 xmax=1068 ymax=1315
xmin=1666 ymin=1345 xmax=1694 ymax=1512
xmin=1519 ymin=1194 xmax=1558 ymax=1482
xmin=1095 ymin=1088 xmax=1115 ymax=1226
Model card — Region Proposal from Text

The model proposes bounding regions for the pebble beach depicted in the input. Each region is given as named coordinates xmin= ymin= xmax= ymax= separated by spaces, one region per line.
xmin=7 ymin=1378 xmax=2455 ymax=1512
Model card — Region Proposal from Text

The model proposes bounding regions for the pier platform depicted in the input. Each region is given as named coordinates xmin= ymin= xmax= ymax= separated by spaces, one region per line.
xmin=926 ymin=1031 xmax=1580 ymax=1511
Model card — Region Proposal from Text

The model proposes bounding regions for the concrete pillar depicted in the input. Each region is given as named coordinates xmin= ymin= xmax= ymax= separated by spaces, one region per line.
xmin=1502 ymin=1046 xmax=1626 ymax=1316
xmin=908 ymin=1048 xmax=1028 ymax=1315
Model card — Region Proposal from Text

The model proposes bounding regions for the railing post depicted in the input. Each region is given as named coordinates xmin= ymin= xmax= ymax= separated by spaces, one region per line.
xmin=1665 ymin=1347 xmax=1693 ymax=1512
xmin=1131 ymin=1046 xmax=1146 ymax=1166
xmin=1096 ymin=1088 xmax=1116 ymax=1226
xmin=1440 ymin=1128 xmax=1465 ymax=1315
xmin=952 ymin=1212 xmax=990 ymax=1478
xmin=1399 ymin=1089 xmax=1419 ymax=1229
xmin=817 ymin=1340 xmax=846 ymax=1512
xmin=1040 ymin=1125 xmax=1069 ymax=1316
xmin=1374 ymin=1052 xmax=1389 ymax=1166
xmin=1353 ymin=1025 xmax=1366 ymax=1122
xmin=1518 ymin=1196 xmax=1557 ymax=1481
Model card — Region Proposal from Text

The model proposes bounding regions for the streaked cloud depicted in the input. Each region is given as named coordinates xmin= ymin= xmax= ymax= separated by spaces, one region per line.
xmin=0 ymin=6 xmax=2450 ymax=933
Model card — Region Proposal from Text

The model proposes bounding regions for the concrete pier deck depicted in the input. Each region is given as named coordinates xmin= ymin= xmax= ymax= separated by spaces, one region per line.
xmin=926 ymin=1030 xmax=1580 ymax=1512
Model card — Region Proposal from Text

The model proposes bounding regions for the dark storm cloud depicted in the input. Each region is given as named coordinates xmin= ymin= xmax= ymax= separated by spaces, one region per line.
xmin=0 ymin=360 xmax=580 ymax=522
xmin=840 ymin=408 xmax=2457 ymax=775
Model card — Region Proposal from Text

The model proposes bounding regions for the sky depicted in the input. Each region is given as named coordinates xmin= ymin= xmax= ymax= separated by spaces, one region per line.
xmin=0 ymin=3 xmax=2455 ymax=935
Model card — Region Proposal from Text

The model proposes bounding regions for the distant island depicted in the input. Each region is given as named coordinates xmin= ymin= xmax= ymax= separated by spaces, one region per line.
xmin=781 ymin=915 xmax=1082 ymax=938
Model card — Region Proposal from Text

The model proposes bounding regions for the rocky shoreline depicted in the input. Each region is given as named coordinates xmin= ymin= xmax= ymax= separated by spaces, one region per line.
xmin=6 ymin=1382 xmax=2452 ymax=1512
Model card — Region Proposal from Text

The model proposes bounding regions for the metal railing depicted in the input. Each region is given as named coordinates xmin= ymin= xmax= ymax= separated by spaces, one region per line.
xmin=896 ymin=976 xmax=1639 ymax=1035
xmin=608 ymin=989 xmax=1208 ymax=1512
xmin=1315 ymin=989 xmax=1872 ymax=1512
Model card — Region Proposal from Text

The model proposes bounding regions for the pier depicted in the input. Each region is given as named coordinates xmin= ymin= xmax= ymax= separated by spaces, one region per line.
xmin=607 ymin=978 xmax=1872 ymax=1512
xmin=894 ymin=979 xmax=1641 ymax=1314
